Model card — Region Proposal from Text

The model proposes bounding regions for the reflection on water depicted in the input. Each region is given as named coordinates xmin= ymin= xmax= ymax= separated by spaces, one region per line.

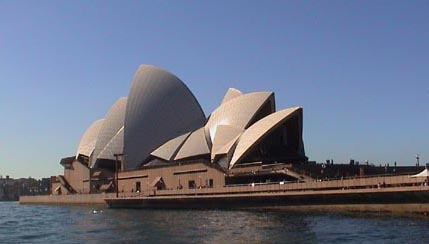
xmin=1 ymin=202 xmax=429 ymax=243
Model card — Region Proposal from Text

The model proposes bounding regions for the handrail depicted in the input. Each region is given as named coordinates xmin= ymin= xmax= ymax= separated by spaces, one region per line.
xmin=112 ymin=174 xmax=427 ymax=199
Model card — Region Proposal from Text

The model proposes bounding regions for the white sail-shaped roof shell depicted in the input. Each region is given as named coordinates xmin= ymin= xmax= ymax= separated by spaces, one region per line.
xmin=220 ymin=88 xmax=243 ymax=104
xmin=211 ymin=125 xmax=243 ymax=161
xmin=151 ymin=132 xmax=191 ymax=161
xmin=216 ymin=134 xmax=240 ymax=158
xmin=124 ymin=65 xmax=206 ymax=169
xmin=95 ymin=126 xmax=124 ymax=162
xmin=205 ymin=91 xmax=274 ymax=144
xmin=76 ymin=119 xmax=104 ymax=159
xmin=229 ymin=107 xmax=302 ymax=169
xmin=174 ymin=127 xmax=210 ymax=160
xmin=91 ymin=97 xmax=127 ymax=167
xmin=213 ymin=133 xmax=241 ymax=169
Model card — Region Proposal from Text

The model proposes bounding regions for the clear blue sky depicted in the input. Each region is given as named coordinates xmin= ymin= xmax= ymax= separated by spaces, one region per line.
xmin=0 ymin=1 xmax=428 ymax=179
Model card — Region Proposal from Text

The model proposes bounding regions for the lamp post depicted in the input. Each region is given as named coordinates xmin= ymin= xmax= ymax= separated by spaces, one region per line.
xmin=114 ymin=153 xmax=124 ymax=198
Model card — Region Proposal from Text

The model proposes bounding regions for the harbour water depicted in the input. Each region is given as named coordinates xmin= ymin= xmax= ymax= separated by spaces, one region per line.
xmin=1 ymin=202 xmax=429 ymax=243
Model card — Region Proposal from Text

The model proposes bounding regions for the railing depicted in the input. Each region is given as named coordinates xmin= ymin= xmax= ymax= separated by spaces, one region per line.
xmin=111 ymin=174 xmax=427 ymax=199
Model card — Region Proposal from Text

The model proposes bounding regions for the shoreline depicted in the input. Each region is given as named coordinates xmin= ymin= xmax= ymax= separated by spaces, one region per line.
xmin=20 ymin=185 xmax=429 ymax=215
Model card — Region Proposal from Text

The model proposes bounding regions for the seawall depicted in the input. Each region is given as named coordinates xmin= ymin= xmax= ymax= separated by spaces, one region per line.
xmin=20 ymin=186 xmax=429 ymax=215
xmin=19 ymin=174 xmax=429 ymax=215
xmin=19 ymin=193 xmax=115 ymax=205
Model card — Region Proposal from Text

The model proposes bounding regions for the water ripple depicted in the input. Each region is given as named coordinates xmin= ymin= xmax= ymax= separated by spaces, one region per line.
xmin=1 ymin=202 xmax=429 ymax=243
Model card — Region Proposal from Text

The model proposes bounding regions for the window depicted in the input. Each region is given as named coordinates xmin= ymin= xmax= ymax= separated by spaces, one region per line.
xmin=135 ymin=181 xmax=141 ymax=192
xmin=188 ymin=180 xmax=196 ymax=189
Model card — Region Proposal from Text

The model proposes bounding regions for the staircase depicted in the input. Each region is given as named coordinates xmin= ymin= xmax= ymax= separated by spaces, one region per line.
xmin=57 ymin=175 xmax=76 ymax=194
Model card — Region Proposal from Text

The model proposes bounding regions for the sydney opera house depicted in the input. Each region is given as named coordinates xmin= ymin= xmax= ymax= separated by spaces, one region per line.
xmin=55 ymin=65 xmax=307 ymax=195
xmin=21 ymin=65 xmax=427 ymax=211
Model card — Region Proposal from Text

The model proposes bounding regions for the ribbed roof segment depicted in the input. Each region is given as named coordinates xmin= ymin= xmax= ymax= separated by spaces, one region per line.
xmin=76 ymin=119 xmax=105 ymax=159
xmin=205 ymin=92 xmax=274 ymax=144
xmin=214 ymin=134 xmax=241 ymax=169
xmin=151 ymin=132 xmax=191 ymax=161
xmin=96 ymin=126 xmax=124 ymax=162
xmin=175 ymin=127 xmax=210 ymax=160
xmin=220 ymin=88 xmax=243 ymax=104
xmin=211 ymin=125 xmax=243 ymax=161
xmin=229 ymin=107 xmax=302 ymax=169
xmin=91 ymin=97 xmax=127 ymax=167
xmin=123 ymin=65 xmax=206 ymax=169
